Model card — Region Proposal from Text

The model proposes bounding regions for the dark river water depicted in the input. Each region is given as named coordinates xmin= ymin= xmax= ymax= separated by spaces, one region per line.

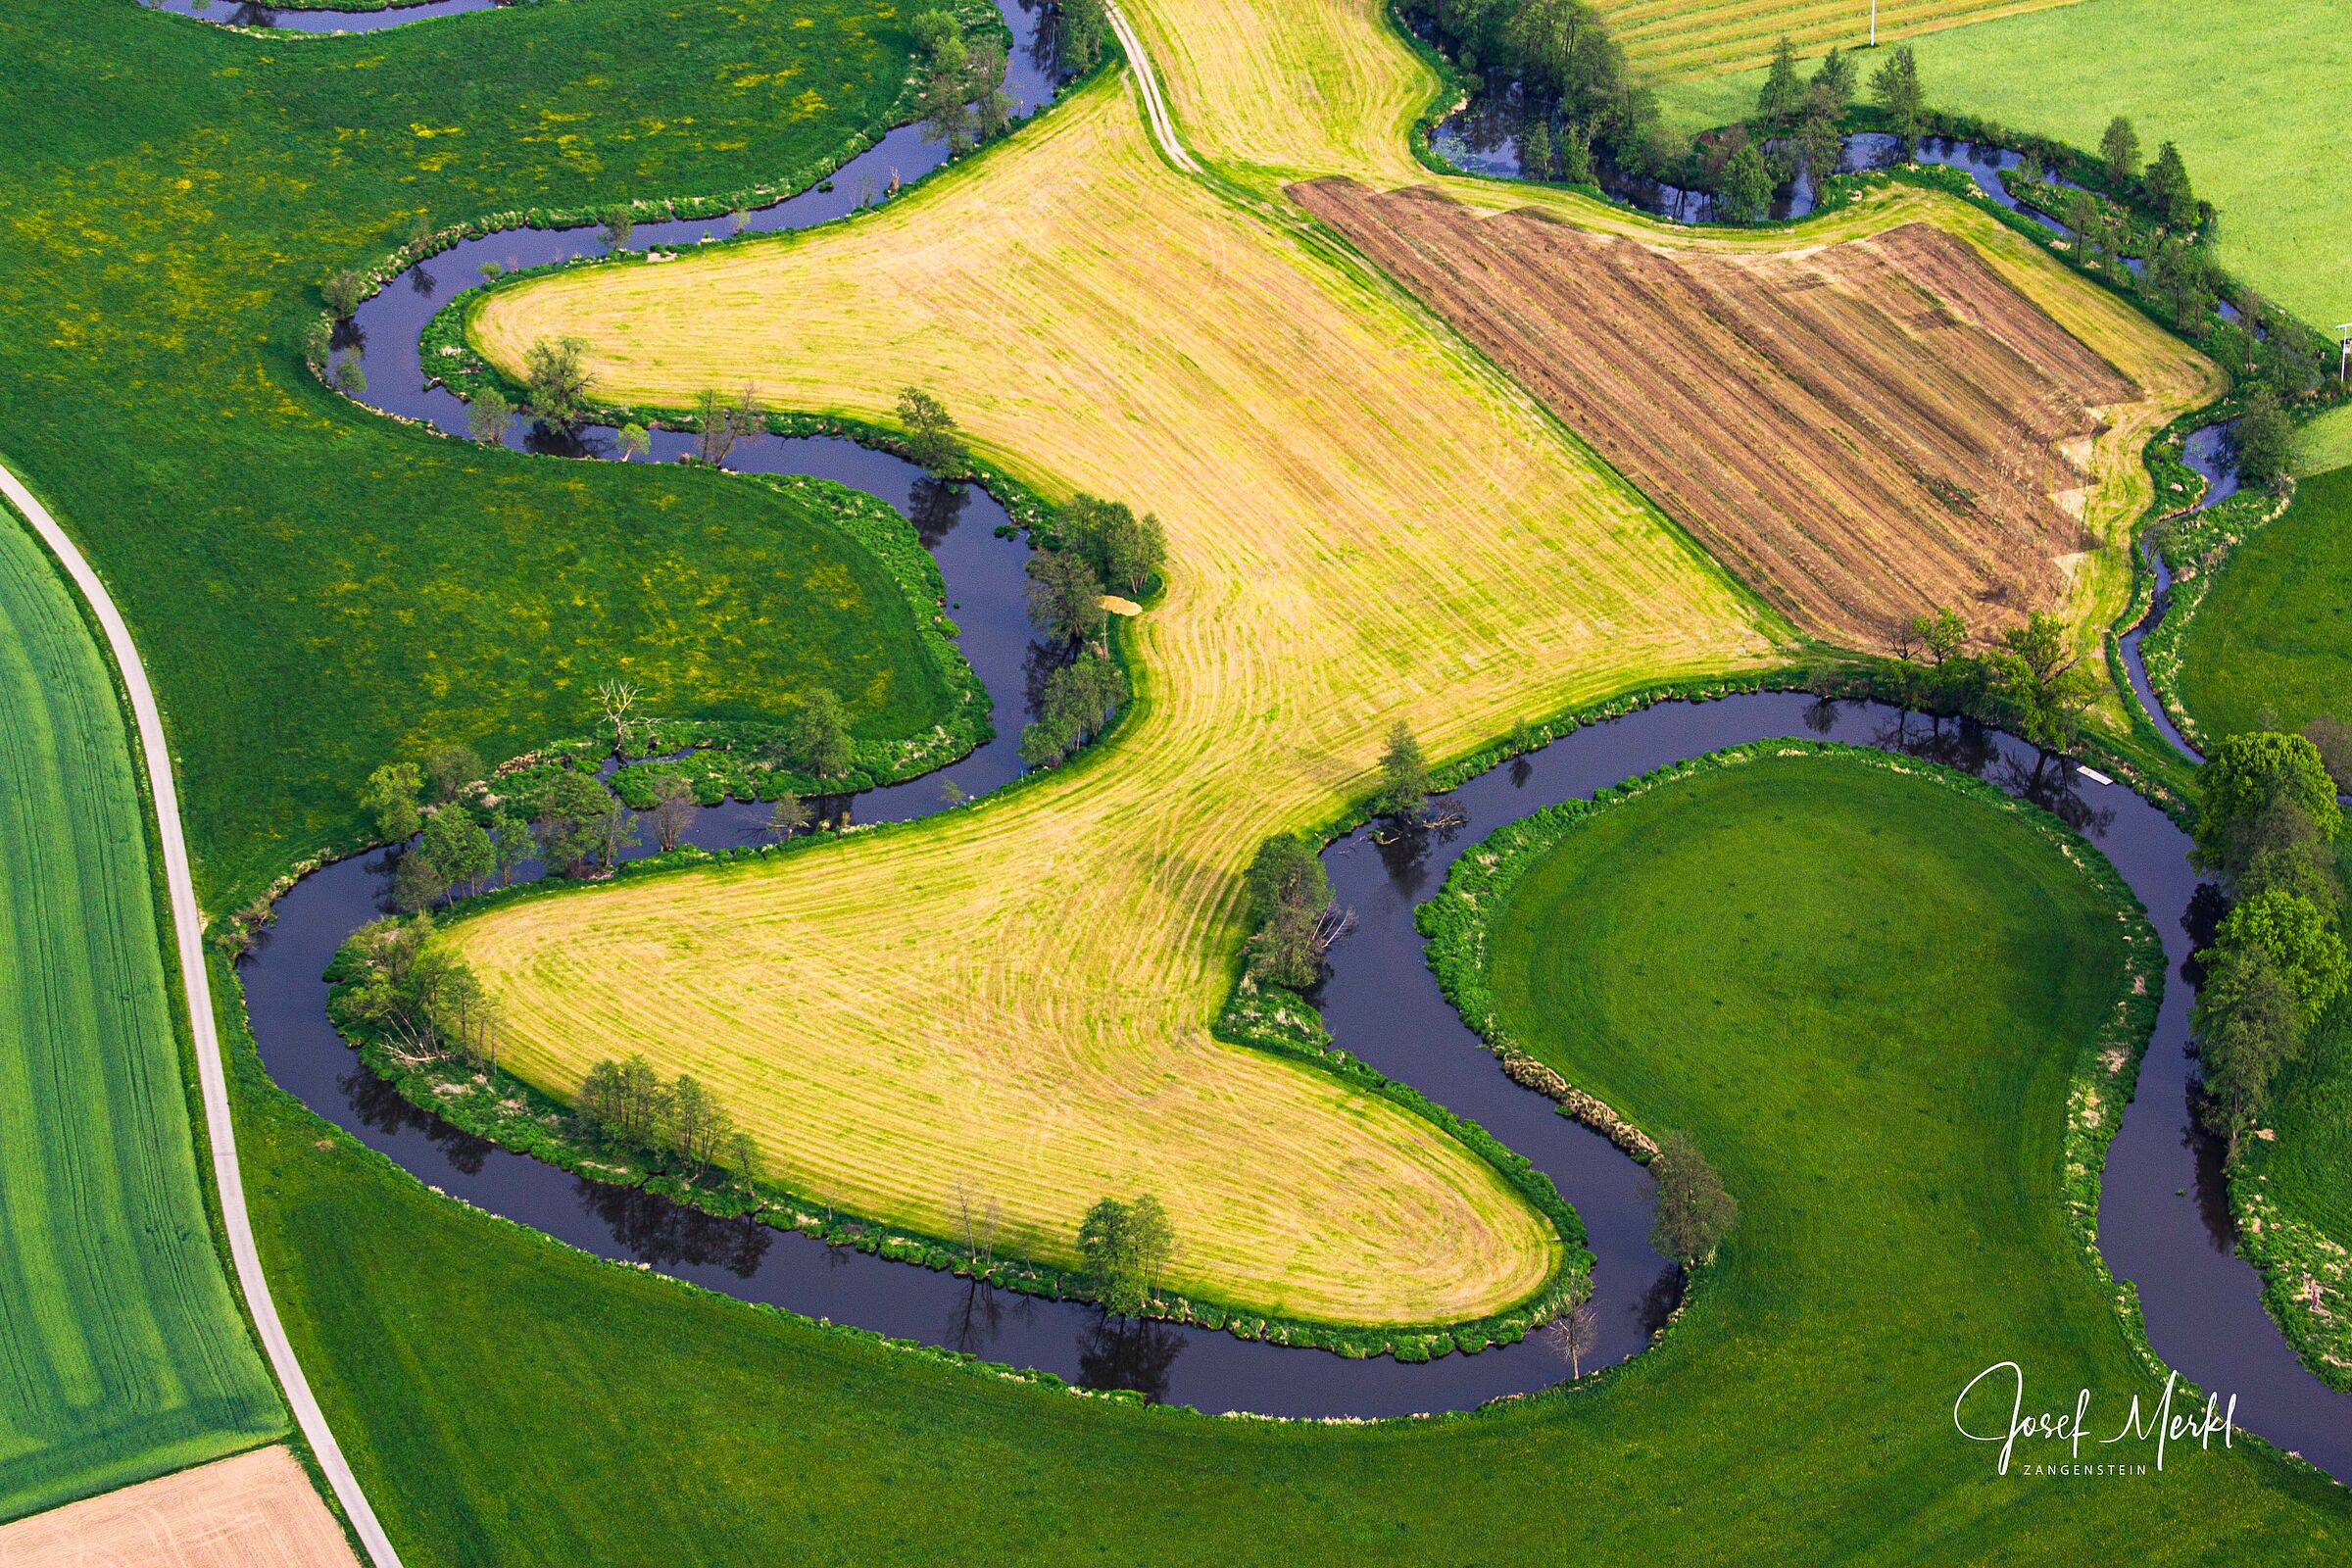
xmin=171 ymin=0 xmax=2348 ymax=1469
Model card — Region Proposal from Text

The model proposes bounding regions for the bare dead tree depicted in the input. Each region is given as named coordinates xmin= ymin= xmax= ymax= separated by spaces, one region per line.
xmin=1546 ymin=1291 xmax=1601 ymax=1379
xmin=595 ymin=677 xmax=639 ymax=754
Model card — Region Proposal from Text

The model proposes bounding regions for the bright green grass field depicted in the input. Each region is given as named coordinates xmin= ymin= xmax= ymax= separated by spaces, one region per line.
xmin=2245 ymin=999 xmax=2352 ymax=1296
xmin=0 ymin=0 xmax=943 ymax=907
xmin=229 ymin=752 xmax=2349 ymax=1564
xmin=2297 ymin=405 xmax=2352 ymax=477
xmin=1654 ymin=0 xmax=2352 ymax=326
xmin=2176 ymin=466 xmax=2352 ymax=741
xmin=0 ymin=512 xmax=281 ymax=1522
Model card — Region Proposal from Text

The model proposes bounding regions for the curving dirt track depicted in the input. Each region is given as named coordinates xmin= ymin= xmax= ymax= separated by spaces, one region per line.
xmin=1295 ymin=179 xmax=2140 ymax=647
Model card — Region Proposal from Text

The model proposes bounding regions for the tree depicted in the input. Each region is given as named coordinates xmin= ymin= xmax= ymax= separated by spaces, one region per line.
xmin=1373 ymin=720 xmax=1432 ymax=820
xmin=523 ymin=335 xmax=593 ymax=427
xmin=2063 ymin=188 xmax=2102 ymax=269
xmin=2195 ymin=732 xmax=2343 ymax=871
xmin=1912 ymin=605 xmax=1968 ymax=671
xmin=1795 ymin=111 xmax=1841 ymax=197
xmin=466 ymin=384 xmax=513 ymax=445
xmin=784 ymin=688 xmax=856 ymax=780
xmin=417 ymin=806 xmax=494 ymax=900
xmin=534 ymin=768 xmax=627 ymax=877
xmin=2303 ymin=716 xmax=2352 ymax=796
xmin=1076 ymin=1195 xmax=1176 ymax=1317
xmin=1026 ymin=547 xmax=1108 ymax=648
xmin=1545 ymin=1289 xmax=1600 ymax=1378
xmin=896 ymin=386 xmax=964 ymax=473
xmin=1022 ymin=654 xmax=1126 ymax=769
xmin=2144 ymin=140 xmax=2197 ymax=227
xmin=580 ymin=1053 xmax=672 ymax=1149
xmin=1869 ymin=46 xmax=1924 ymax=158
xmin=1519 ymin=119 xmax=1553 ymax=181
xmin=392 ymin=849 xmax=450 ymax=914
xmin=323 ymin=269 xmax=366 ymax=318
xmin=1055 ymin=494 xmax=1165 ymax=595
xmin=650 ymin=775 xmax=697 ymax=853
xmin=2192 ymin=941 xmax=2301 ymax=1158
xmin=2099 ymin=116 xmax=2141 ymax=190
xmin=302 ymin=316 xmax=333 ymax=369
xmin=1243 ymin=833 xmax=1334 ymax=990
xmin=693 ymin=384 xmax=761 ymax=466
xmin=2215 ymin=889 xmax=2350 ymax=1025
xmin=1756 ymin=36 xmax=1803 ymax=125
xmin=491 ymin=808 xmax=536 ymax=886
xmin=1649 ymin=1130 xmax=1737 ymax=1264
xmin=1811 ymin=45 xmax=1855 ymax=113
xmin=1987 ymin=612 xmax=2096 ymax=754
xmin=363 ymin=761 xmax=423 ymax=843
xmin=331 ymin=354 xmax=368 ymax=398
xmin=764 ymin=790 xmax=810 ymax=842
xmin=1058 ymin=0 xmax=1110 ymax=74
xmin=616 ymin=421 xmax=651 ymax=462
xmin=2150 ymin=238 xmax=2213 ymax=332
xmin=423 ymin=743 xmax=484 ymax=803
xmin=595 ymin=676 xmax=639 ymax=753
xmin=1714 ymin=142 xmax=1773 ymax=224
xmin=599 ymin=208 xmax=634 ymax=249
xmin=2232 ymin=390 xmax=2294 ymax=492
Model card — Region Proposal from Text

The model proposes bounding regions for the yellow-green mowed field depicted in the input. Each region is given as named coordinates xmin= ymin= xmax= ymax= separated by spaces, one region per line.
xmin=449 ymin=0 xmax=2207 ymax=1324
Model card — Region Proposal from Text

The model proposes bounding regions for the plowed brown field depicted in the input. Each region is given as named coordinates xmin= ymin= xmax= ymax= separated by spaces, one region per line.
xmin=0 ymin=1446 xmax=355 ymax=1568
xmin=1297 ymin=179 xmax=2139 ymax=647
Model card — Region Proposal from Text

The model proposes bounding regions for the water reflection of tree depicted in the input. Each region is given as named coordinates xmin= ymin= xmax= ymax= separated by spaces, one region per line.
xmin=1076 ymin=1314 xmax=1187 ymax=1403
xmin=573 ymin=1178 xmax=774 ymax=1278
xmin=1013 ymin=0 xmax=1062 ymax=86
xmin=1635 ymin=1265 xmax=1684 ymax=1340
xmin=2179 ymin=1078 xmax=2240 ymax=1253
xmin=341 ymin=1067 xmax=497 ymax=1175
xmin=1371 ymin=809 xmax=1463 ymax=903
xmin=410 ymin=264 xmax=438 ymax=299
xmin=944 ymin=1277 xmax=1035 ymax=1355
xmin=329 ymin=316 xmax=367 ymax=353
xmin=1020 ymin=640 xmax=1070 ymax=726
xmin=906 ymin=476 xmax=969 ymax=550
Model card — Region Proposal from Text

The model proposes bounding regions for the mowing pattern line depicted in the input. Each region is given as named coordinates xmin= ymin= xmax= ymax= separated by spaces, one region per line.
xmin=0 ymin=460 xmax=402 ymax=1566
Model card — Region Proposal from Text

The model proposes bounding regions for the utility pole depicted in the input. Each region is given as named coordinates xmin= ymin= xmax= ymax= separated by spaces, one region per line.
xmin=1871 ymin=0 xmax=1879 ymax=47
xmin=2337 ymin=322 xmax=2351 ymax=383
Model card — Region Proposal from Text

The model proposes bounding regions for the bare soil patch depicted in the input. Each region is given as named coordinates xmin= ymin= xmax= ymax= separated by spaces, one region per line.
xmin=0 ymin=1447 xmax=356 ymax=1568
xmin=1297 ymin=179 xmax=2139 ymax=647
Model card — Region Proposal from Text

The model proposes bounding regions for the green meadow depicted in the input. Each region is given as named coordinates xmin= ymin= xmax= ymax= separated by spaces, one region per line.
xmin=2176 ymin=467 xmax=2352 ymax=742
xmin=1655 ymin=0 xmax=2351 ymax=326
xmin=0 ymin=503 xmax=282 ymax=1521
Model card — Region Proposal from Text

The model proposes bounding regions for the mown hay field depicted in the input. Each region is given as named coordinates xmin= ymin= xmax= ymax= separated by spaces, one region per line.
xmin=0 ymin=504 xmax=281 ymax=1521
xmin=460 ymin=73 xmax=1781 ymax=1325
xmin=0 ymin=1446 xmax=354 ymax=1568
xmin=1595 ymin=0 xmax=2083 ymax=78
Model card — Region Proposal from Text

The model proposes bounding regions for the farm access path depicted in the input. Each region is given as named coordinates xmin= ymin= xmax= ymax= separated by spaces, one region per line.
xmin=454 ymin=0 xmax=2204 ymax=1326
xmin=0 ymin=459 xmax=402 ymax=1568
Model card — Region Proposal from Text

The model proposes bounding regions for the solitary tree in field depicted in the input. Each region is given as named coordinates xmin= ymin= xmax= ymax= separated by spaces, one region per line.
xmin=1373 ymin=721 xmax=1433 ymax=821
xmin=896 ymin=386 xmax=965 ymax=473
xmin=466 ymin=384 xmax=514 ymax=445
xmin=523 ymin=335 xmax=594 ymax=427
xmin=1649 ymin=1131 xmax=1738 ymax=1266
xmin=2099 ymin=116 xmax=2140 ymax=192
xmin=1869 ymin=46 xmax=1923 ymax=158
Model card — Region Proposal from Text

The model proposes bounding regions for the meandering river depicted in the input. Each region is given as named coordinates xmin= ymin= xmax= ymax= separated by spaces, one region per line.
xmin=202 ymin=0 xmax=2346 ymax=1468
